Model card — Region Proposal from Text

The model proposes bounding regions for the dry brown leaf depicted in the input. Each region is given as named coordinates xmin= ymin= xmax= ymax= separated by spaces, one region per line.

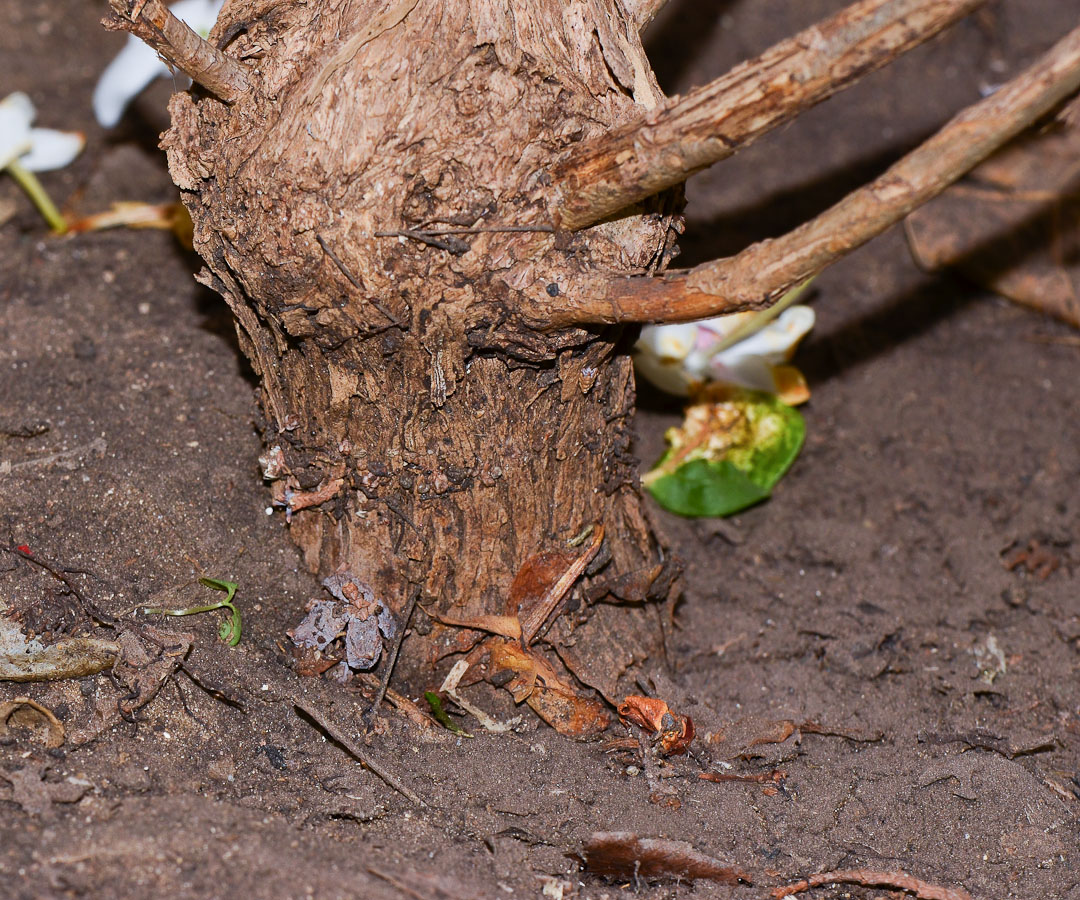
xmin=487 ymin=639 xmax=610 ymax=738
xmin=0 ymin=697 xmax=65 ymax=748
xmin=617 ymin=695 xmax=695 ymax=755
xmin=509 ymin=525 xmax=604 ymax=646
xmin=576 ymin=832 xmax=752 ymax=884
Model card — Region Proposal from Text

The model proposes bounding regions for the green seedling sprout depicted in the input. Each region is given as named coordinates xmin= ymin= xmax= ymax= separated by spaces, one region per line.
xmin=424 ymin=691 xmax=472 ymax=737
xmin=6 ymin=161 xmax=68 ymax=234
xmin=141 ymin=577 xmax=242 ymax=646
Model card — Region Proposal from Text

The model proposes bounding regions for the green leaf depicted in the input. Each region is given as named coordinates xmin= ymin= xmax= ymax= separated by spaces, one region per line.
xmin=645 ymin=391 xmax=805 ymax=518
xmin=424 ymin=691 xmax=472 ymax=737
xmin=216 ymin=604 xmax=242 ymax=647
xmin=198 ymin=577 xmax=238 ymax=604
xmin=198 ymin=578 xmax=242 ymax=646
xmin=647 ymin=458 xmax=771 ymax=517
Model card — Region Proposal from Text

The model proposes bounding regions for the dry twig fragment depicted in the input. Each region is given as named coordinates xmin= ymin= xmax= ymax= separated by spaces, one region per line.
xmin=103 ymin=0 xmax=249 ymax=102
xmin=772 ymin=868 xmax=973 ymax=900
xmin=541 ymin=21 xmax=1080 ymax=326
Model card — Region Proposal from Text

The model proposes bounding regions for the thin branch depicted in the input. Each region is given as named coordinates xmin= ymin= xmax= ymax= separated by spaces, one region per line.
xmin=104 ymin=0 xmax=250 ymax=104
xmin=773 ymin=868 xmax=973 ymax=900
xmin=292 ymin=697 xmax=426 ymax=807
xmin=550 ymin=0 xmax=985 ymax=232
xmin=316 ymin=233 xmax=402 ymax=326
xmin=363 ymin=586 xmax=420 ymax=727
xmin=543 ymin=22 xmax=1080 ymax=326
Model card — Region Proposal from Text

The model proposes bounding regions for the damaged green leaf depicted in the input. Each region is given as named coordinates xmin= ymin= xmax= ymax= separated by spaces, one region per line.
xmin=643 ymin=388 xmax=805 ymax=518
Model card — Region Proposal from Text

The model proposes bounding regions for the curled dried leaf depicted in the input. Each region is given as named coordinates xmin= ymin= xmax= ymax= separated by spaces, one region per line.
xmin=617 ymin=695 xmax=695 ymax=755
xmin=0 ymin=697 xmax=65 ymax=748
xmin=488 ymin=639 xmax=610 ymax=738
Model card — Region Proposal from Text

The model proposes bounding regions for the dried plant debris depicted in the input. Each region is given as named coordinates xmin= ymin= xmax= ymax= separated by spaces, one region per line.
xmin=289 ymin=573 xmax=398 ymax=674
xmin=575 ymin=832 xmax=751 ymax=885
xmin=0 ymin=606 xmax=118 ymax=682
xmin=617 ymin=695 xmax=695 ymax=755
xmin=703 ymin=716 xmax=883 ymax=760
xmin=773 ymin=868 xmax=973 ymax=900
xmin=1001 ymin=538 xmax=1063 ymax=581
xmin=0 ymin=697 xmax=65 ymax=747
xmin=486 ymin=639 xmax=611 ymax=738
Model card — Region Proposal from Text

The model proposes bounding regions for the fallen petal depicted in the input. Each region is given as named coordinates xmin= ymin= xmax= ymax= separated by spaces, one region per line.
xmin=20 ymin=128 xmax=85 ymax=172
xmin=0 ymin=92 xmax=34 ymax=169
xmin=93 ymin=37 xmax=172 ymax=128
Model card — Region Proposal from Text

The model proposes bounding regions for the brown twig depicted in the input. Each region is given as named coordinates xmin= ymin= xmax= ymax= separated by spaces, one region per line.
xmin=772 ymin=868 xmax=974 ymax=900
xmin=374 ymin=229 xmax=470 ymax=254
xmin=699 ymin=769 xmax=785 ymax=784
xmin=104 ymin=0 xmax=250 ymax=103
xmin=541 ymin=22 xmax=1080 ymax=326
xmin=549 ymin=0 xmax=984 ymax=231
xmin=363 ymin=585 xmax=420 ymax=727
xmin=292 ymin=696 xmax=426 ymax=807
xmin=2 ymin=544 xmax=122 ymax=630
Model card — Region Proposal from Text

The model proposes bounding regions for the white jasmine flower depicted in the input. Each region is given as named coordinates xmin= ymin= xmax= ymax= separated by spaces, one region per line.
xmin=0 ymin=92 xmax=85 ymax=232
xmin=93 ymin=0 xmax=224 ymax=128
xmin=635 ymin=282 xmax=816 ymax=402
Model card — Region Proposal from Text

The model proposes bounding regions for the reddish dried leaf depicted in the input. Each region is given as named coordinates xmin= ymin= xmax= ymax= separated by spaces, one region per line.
xmin=618 ymin=695 xmax=669 ymax=732
xmin=578 ymin=832 xmax=751 ymax=884
xmin=488 ymin=639 xmax=610 ymax=738
xmin=289 ymin=644 xmax=340 ymax=677
xmin=617 ymin=695 xmax=695 ymax=755
xmin=430 ymin=610 xmax=522 ymax=640
xmin=508 ymin=526 xmax=603 ymax=645
xmin=746 ymin=719 xmax=796 ymax=748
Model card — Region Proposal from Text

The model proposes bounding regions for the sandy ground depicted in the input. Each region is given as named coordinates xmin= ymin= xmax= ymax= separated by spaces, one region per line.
xmin=2 ymin=1 xmax=1078 ymax=898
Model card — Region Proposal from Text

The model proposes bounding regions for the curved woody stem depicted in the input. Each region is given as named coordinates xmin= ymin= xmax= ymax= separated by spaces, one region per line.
xmin=103 ymin=0 xmax=250 ymax=103
xmin=548 ymin=0 xmax=986 ymax=232
xmin=539 ymin=22 xmax=1080 ymax=327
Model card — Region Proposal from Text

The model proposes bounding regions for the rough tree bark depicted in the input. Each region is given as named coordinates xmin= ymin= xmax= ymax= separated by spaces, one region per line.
xmin=101 ymin=0 xmax=1080 ymax=734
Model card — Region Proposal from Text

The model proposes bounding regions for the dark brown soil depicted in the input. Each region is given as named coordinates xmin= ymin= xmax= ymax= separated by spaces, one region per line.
xmin=2 ymin=2 xmax=1078 ymax=899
